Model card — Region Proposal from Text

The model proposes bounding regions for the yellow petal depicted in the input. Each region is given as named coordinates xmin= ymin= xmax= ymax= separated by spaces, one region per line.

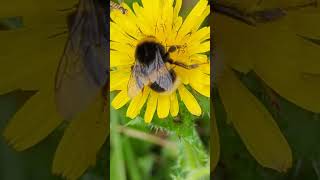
xmin=110 ymin=70 xmax=130 ymax=91
xmin=189 ymin=69 xmax=210 ymax=86
xmin=157 ymin=94 xmax=170 ymax=119
xmin=192 ymin=6 xmax=210 ymax=32
xmin=111 ymin=3 xmax=142 ymax=41
xmin=126 ymin=88 xmax=149 ymax=119
xmin=3 ymin=88 xmax=62 ymax=151
xmin=141 ymin=0 xmax=160 ymax=23
xmin=177 ymin=0 xmax=208 ymax=41
xmin=111 ymin=90 xmax=130 ymax=109
xmin=217 ymin=67 xmax=292 ymax=172
xmin=213 ymin=13 xmax=254 ymax=73
xmin=0 ymin=0 xmax=76 ymax=21
xmin=175 ymin=67 xmax=189 ymax=84
xmin=137 ymin=88 xmax=151 ymax=112
xmin=144 ymin=91 xmax=158 ymax=123
xmin=52 ymin=94 xmax=108 ymax=180
xmin=173 ymin=0 xmax=182 ymax=20
xmin=190 ymin=83 xmax=210 ymax=97
xmin=254 ymin=63 xmax=320 ymax=113
xmin=186 ymin=27 xmax=210 ymax=45
xmin=0 ymin=28 xmax=65 ymax=94
xmin=110 ymin=22 xmax=137 ymax=45
xmin=214 ymin=12 xmax=320 ymax=112
xmin=190 ymin=54 xmax=209 ymax=64
xmin=188 ymin=41 xmax=210 ymax=54
xmin=170 ymin=92 xmax=179 ymax=117
xmin=110 ymin=50 xmax=134 ymax=67
xmin=111 ymin=42 xmax=135 ymax=54
xmin=178 ymin=85 xmax=201 ymax=116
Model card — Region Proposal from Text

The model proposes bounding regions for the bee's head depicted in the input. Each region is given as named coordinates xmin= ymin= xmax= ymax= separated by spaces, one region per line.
xmin=135 ymin=36 xmax=165 ymax=65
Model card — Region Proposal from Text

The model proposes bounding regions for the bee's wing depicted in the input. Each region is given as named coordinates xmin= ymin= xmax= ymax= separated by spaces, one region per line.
xmin=54 ymin=0 xmax=108 ymax=120
xmin=148 ymin=48 xmax=173 ymax=90
xmin=127 ymin=62 xmax=148 ymax=98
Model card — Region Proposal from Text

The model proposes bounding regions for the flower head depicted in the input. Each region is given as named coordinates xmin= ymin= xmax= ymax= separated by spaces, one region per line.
xmin=110 ymin=0 xmax=210 ymax=123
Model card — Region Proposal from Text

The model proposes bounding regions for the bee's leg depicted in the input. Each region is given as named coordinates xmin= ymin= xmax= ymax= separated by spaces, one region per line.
xmin=167 ymin=45 xmax=182 ymax=53
xmin=167 ymin=59 xmax=206 ymax=69
xmin=163 ymin=45 xmax=182 ymax=60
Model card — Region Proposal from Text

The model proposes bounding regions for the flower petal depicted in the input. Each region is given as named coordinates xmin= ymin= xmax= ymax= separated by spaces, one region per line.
xmin=177 ymin=0 xmax=208 ymax=41
xmin=0 ymin=28 xmax=66 ymax=94
xmin=217 ymin=67 xmax=292 ymax=172
xmin=178 ymin=85 xmax=201 ymax=116
xmin=52 ymin=95 xmax=108 ymax=179
xmin=213 ymin=13 xmax=254 ymax=73
xmin=186 ymin=27 xmax=210 ymax=45
xmin=157 ymin=94 xmax=170 ymax=119
xmin=190 ymin=83 xmax=210 ymax=97
xmin=126 ymin=88 xmax=149 ymax=119
xmin=110 ymin=50 xmax=134 ymax=67
xmin=188 ymin=41 xmax=210 ymax=54
xmin=173 ymin=0 xmax=182 ymax=20
xmin=144 ymin=91 xmax=158 ymax=123
xmin=170 ymin=92 xmax=179 ymax=117
xmin=110 ymin=70 xmax=130 ymax=91
xmin=111 ymin=90 xmax=130 ymax=109
xmin=3 ymin=88 xmax=62 ymax=151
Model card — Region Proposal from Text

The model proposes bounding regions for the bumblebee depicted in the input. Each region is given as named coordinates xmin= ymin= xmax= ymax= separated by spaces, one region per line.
xmin=54 ymin=0 xmax=108 ymax=119
xmin=128 ymin=37 xmax=203 ymax=98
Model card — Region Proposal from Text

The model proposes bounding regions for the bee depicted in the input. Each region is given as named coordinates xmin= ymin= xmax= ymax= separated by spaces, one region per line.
xmin=128 ymin=36 xmax=204 ymax=98
xmin=110 ymin=1 xmax=128 ymax=14
xmin=54 ymin=0 xmax=108 ymax=119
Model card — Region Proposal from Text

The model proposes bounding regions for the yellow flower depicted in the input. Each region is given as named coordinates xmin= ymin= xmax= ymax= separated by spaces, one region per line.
xmin=0 ymin=0 xmax=107 ymax=179
xmin=110 ymin=0 xmax=210 ymax=123
xmin=212 ymin=3 xmax=320 ymax=172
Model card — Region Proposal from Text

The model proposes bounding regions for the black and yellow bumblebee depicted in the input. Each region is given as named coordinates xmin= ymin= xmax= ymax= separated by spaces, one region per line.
xmin=128 ymin=36 xmax=203 ymax=98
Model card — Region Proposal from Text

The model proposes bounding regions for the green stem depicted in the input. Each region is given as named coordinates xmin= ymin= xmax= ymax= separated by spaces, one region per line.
xmin=123 ymin=137 xmax=142 ymax=180
xmin=110 ymin=102 xmax=126 ymax=180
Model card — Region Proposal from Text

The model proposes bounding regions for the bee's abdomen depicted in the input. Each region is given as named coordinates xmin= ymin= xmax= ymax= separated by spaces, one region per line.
xmin=149 ymin=70 xmax=176 ymax=93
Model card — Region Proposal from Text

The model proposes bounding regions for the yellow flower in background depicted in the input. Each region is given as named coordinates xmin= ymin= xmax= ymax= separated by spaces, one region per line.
xmin=212 ymin=1 xmax=320 ymax=173
xmin=110 ymin=0 xmax=210 ymax=123
xmin=0 ymin=0 xmax=108 ymax=179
